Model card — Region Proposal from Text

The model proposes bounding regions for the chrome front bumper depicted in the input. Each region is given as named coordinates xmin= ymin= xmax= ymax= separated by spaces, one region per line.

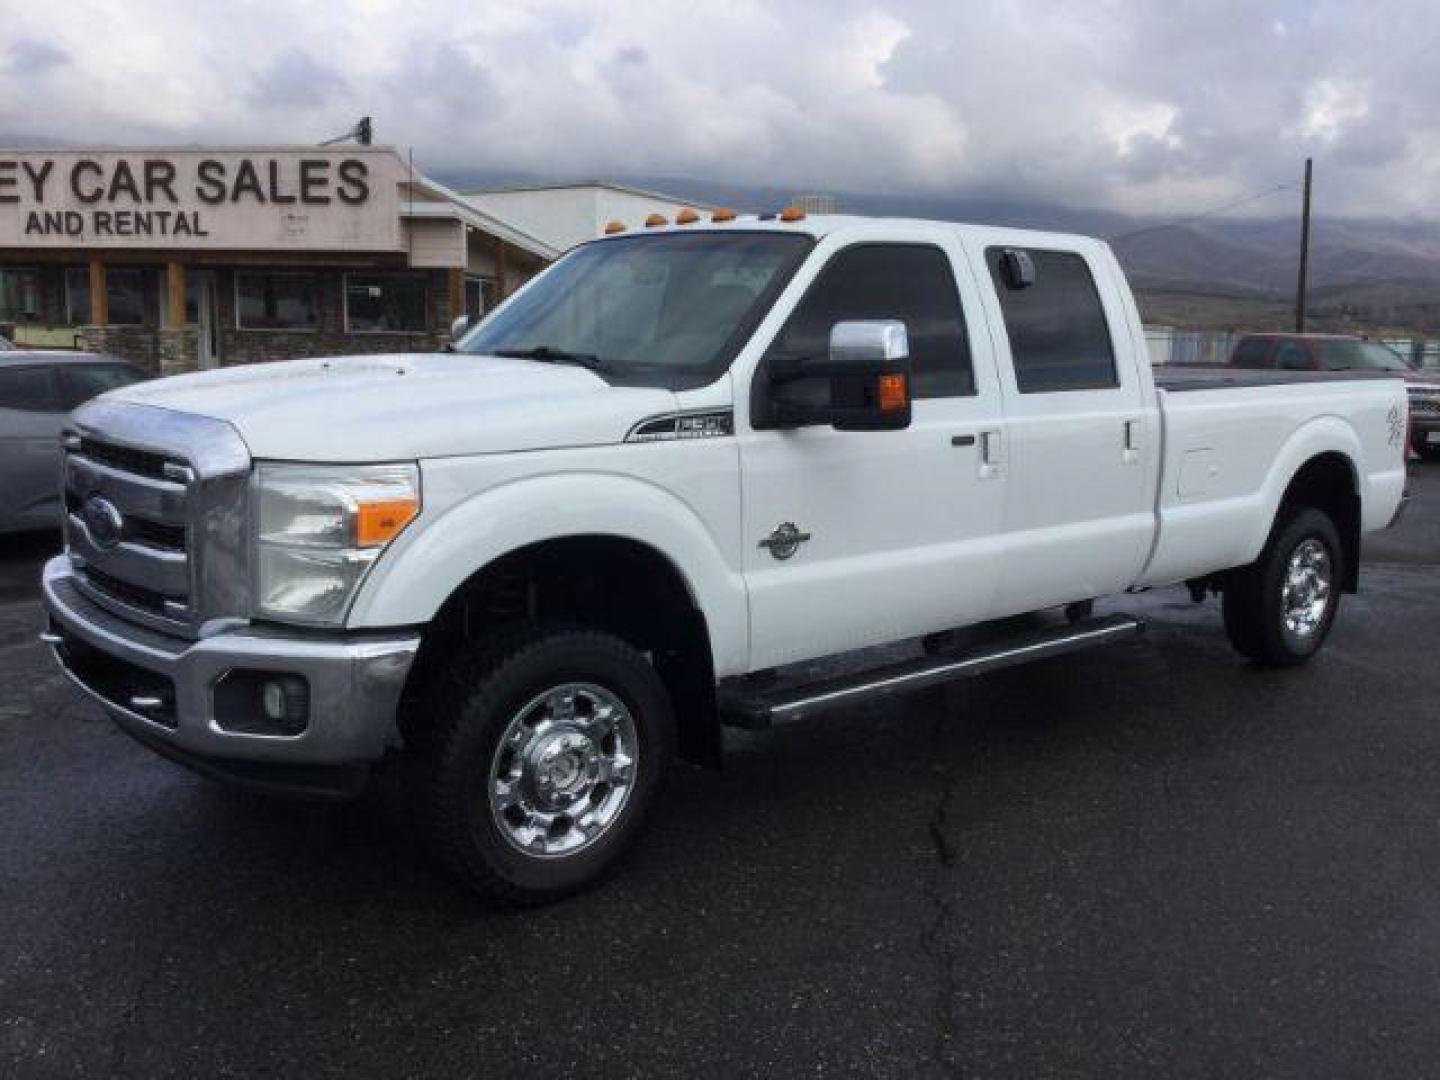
xmin=42 ymin=557 xmax=419 ymax=795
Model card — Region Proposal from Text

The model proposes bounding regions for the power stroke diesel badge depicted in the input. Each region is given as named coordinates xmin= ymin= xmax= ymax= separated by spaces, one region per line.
xmin=759 ymin=522 xmax=811 ymax=560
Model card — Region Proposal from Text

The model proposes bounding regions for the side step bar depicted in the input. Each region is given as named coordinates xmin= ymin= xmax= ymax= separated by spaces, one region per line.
xmin=719 ymin=613 xmax=1143 ymax=730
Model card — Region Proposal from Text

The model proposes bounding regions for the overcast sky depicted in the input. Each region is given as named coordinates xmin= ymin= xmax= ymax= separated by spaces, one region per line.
xmin=0 ymin=0 xmax=1435 ymax=219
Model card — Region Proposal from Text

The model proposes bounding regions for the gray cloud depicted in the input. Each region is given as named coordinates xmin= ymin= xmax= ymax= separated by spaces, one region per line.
xmin=0 ymin=0 xmax=1436 ymax=218
xmin=248 ymin=48 xmax=347 ymax=110
xmin=6 ymin=39 xmax=69 ymax=76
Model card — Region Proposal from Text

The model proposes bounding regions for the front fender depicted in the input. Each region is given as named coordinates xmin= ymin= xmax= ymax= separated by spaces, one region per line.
xmin=347 ymin=469 xmax=749 ymax=678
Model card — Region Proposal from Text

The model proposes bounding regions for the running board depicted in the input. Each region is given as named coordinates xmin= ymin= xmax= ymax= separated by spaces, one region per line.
xmin=719 ymin=613 xmax=1143 ymax=730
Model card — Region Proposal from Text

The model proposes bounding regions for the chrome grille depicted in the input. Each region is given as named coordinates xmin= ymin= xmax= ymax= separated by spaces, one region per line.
xmin=62 ymin=400 xmax=252 ymax=640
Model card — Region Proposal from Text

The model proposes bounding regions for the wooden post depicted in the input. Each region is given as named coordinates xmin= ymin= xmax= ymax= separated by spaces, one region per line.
xmin=447 ymin=267 xmax=465 ymax=323
xmin=88 ymin=258 xmax=108 ymax=325
xmin=1294 ymin=157 xmax=1312 ymax=333
xmin=166 ymin=262 xmax=186 ymax=327
xmin=495 ymin=237 xmax=509 ymax=299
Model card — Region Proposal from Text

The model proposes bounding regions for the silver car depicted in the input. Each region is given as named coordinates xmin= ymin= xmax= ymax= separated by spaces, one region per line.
xmin=0 ymin=347 xmax=146 ymax=534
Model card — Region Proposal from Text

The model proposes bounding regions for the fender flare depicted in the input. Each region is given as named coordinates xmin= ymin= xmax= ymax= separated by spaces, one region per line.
xmin=1239 ymin=414 xmax=1363 ymax=563
xmin=347 ymin=471 xmax=750 ymax=677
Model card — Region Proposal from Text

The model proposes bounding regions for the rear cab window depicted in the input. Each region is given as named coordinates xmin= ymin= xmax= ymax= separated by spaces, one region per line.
xmin=984 ymin=248 xmax=1117 ymax=393
xmin=1230 ymin=337 xmax=1274 ymax=368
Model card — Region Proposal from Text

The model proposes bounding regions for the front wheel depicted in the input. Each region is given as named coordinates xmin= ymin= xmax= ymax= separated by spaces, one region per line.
xmin=408 ymin=626 xmax=675 ymax=905
xmin=1222 ymin=507 xmax=1343 ymax=667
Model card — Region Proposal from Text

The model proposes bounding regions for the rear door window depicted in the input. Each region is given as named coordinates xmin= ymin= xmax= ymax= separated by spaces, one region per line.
xmin=985 ymin=249 xmax=1118 ymax=393
xmin=1275 ymin=340 xmax=1311 ymax=370
xmin=55 ymin=364 xmax=143 ymax=410
xmin=0 ymin=366 xmax=60 ymax=413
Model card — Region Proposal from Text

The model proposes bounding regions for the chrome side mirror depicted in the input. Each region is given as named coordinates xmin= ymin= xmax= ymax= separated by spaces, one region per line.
xmin=449 ymin=314 xmax=474 ymax=341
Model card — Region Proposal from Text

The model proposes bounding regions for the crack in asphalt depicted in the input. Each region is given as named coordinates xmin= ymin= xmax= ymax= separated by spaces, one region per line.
xmin=108 ymin=942 xmax=167 ymax=1076
xmin=923 ymin=702 xmax=964 ymax=1079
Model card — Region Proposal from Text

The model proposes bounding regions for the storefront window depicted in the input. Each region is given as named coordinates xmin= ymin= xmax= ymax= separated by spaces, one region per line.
xmin=0 ymin=269 xmax=41 ymax=323
xmin=236 ymin=273 xmax=317 ymax=330
xmin=345 ymin=273 xmax=429 ymax=332
xmin=64 ymin=267 xmax=153 ymax=326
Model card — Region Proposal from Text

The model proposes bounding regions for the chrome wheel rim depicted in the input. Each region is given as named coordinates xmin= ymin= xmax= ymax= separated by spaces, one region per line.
xmin=1281 ymin=537 xmax=1332 ymax=639
xmin=488 ymin=682 xmax=638 ymax=858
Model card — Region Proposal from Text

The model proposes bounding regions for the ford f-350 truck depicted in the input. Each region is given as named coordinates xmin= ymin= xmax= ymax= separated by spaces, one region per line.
xmin=42 ymin=212 xmax=1409 ymax=904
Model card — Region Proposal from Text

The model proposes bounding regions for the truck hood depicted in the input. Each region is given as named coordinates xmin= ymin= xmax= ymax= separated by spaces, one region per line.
xmin=106 ymin=354 xmax=681 ymax=461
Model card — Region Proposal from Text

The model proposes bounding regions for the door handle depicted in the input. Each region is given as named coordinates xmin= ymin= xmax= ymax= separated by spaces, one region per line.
xmin=950 ymin=434 xmax=976 ymax=447
xmin=978 ymin=429 xmax=1004 ymax=479
xmin=1122 ymin=420 xmax=1141 ymax=464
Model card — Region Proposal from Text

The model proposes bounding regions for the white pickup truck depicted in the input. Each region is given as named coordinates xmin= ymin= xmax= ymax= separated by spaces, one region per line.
xmin=42 ymin=212 xmax=1409 ymax=904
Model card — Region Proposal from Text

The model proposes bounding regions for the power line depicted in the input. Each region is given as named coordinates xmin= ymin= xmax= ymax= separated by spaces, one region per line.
xmin=1107 ymin=182 xmax=1297 ymax=244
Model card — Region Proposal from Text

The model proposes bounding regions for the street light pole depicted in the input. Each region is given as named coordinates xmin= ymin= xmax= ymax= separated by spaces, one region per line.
xmin=1295 ymin=157 xmax=1313 ymax=333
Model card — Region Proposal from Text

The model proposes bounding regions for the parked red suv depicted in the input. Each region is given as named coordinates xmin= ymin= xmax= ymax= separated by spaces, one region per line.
xmin=1229 ymin=333 xmax=1440 ymax=460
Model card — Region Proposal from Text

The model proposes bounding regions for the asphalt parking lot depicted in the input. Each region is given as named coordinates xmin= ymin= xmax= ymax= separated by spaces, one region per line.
xmin=2 ymin=467 xmax=1438 ymax=1078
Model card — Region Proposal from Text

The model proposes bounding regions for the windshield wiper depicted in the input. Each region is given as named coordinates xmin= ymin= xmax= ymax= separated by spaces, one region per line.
xmin=492 ymin=345 xmax=607 ymax=372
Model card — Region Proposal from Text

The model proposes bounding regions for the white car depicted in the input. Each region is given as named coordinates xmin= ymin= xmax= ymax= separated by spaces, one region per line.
xmin=42 ymin=212 xmax=1408 ymax=904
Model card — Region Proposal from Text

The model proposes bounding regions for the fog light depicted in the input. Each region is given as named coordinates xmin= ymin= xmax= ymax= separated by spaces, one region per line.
xmin=262 ymin=680 xmax=288 ymax=722
xmin=213 ymin=670 xmax=310 ymax=736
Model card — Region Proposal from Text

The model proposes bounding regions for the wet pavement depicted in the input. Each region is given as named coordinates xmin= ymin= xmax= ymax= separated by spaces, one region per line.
xmin=1 ymin=468 xmax=1438 ymax=1077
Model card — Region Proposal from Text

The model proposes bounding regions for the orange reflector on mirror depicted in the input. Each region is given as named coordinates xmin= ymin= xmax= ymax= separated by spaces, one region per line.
xmin=644 ymin=213 xmax=668 ymax=227
xmin=603 ymin=220 xmax=626 ymax=234
xmin=357 ymin=498 xmax=420 ymax=547
xmin=877 ymin=373 xmax=908 ymax=412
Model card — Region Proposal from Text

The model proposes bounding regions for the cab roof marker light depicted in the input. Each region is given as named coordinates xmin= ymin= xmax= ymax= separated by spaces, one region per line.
xmin=778 ymin=205 xmax=807 ymax=222
xmin=711 ymin=207 xmax=737 ymax=222
xmin=644 ymin=213 xmax=668 ymax=228
xmin=603 ymin=220 xmax=626 ymax=234
xmin=675 ymin=208 xmax=700 ymax=225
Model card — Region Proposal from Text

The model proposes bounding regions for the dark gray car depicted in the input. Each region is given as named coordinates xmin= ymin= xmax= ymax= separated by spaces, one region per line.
xmin=0 ymin=350 xmax=146 ymax=534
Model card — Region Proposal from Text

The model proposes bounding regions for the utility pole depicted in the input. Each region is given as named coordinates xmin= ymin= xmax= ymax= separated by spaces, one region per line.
xmin=1295 ymin=157 xmax=1313 ymax=333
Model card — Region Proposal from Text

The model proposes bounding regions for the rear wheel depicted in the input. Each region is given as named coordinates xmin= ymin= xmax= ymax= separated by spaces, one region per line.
xmin=408 ymin=625 xmax=674 ymax=906
xmin=1222 ymin=507 xmax=1342 ymax=667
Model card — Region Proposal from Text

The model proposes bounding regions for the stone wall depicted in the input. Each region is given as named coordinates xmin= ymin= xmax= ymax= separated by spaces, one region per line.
xmin=76 ymin=325 xmax=163 ymax=372
xmin=71 ymin=266 xmax=456 ymax=374
xmin=211 ymin=267 xmax=451 ymax=367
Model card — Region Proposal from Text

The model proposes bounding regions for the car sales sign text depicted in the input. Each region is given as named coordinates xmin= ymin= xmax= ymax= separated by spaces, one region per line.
xmin=0 ymin=150 xmax=405 ymax=252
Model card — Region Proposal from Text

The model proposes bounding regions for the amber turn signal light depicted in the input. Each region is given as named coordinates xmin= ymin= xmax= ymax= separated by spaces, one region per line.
xmin=778 ymin=205 xmax=807 ymax=222
xmin=644 ymin=213 xmax=668 ymax=228
xmin=876 ymin=373 xmax=909 ymax=412
xmin=675 ymin=208 xmax=700 ymax=224
xmin=711 ymin=207 xmax=737 ymax=222
xmin=603 ymin=220 xmax=626 ymax=234
xmin=356 ymin=498 xmax=420 ymax=547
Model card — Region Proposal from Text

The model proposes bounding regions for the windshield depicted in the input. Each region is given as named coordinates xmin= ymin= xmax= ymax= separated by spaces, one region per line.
xmin=456 ymin=231 xmax=813 ymax=389
xmin=1316 ymin=339 xmax=1413 ymax=372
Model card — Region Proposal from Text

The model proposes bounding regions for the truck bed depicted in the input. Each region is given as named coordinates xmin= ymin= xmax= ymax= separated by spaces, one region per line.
xmin=1154 ymin=365 xmax=1408 ymax=393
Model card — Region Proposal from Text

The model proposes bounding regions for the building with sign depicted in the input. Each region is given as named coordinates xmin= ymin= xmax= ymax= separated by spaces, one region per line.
xmin=0 ymin=146 xmax=559 ymax=373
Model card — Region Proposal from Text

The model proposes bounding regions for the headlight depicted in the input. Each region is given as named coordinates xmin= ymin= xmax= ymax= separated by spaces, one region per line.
xmin=254 ymin=463 xmax=420 ymax=626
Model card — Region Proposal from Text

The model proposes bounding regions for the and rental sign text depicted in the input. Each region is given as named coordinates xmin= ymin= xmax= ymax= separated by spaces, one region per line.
xmin=0 ymin=149 xmax=405 ymax=252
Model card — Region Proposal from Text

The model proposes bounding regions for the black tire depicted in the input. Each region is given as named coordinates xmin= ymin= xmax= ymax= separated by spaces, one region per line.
xmin=407 ymin=624 xmax=675 ymax=906
xmin=1222 ymin=507 xmax=1343 ymax=667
